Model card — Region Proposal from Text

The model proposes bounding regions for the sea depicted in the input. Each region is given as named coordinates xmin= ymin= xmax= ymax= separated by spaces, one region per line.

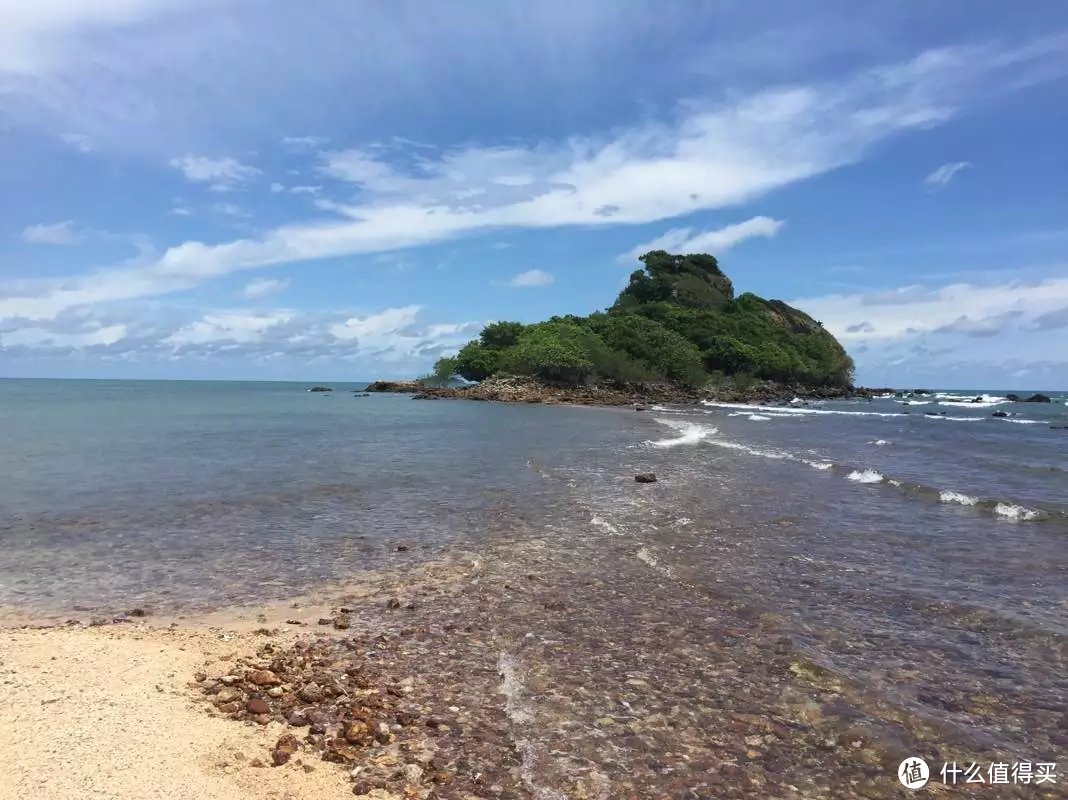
xmin=1 ymin=378 xmax=1065 ymax=773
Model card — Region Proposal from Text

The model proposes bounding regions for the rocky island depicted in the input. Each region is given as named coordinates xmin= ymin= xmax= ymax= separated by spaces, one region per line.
xmin=370 ymin=250 xmax=857 ymax=405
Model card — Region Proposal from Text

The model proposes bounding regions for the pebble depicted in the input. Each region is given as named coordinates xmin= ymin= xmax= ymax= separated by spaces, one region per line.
xmin=246 ymin=698 xmax=270 ymax=714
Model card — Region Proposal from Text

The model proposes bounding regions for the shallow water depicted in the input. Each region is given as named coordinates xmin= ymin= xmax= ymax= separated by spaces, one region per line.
xmin=1 ymin=378 xmax=1065 ymax=787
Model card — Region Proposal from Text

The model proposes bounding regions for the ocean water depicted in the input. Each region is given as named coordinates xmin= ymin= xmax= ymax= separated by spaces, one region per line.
xmin=1 ymin=378 xmax=1066 ymax=767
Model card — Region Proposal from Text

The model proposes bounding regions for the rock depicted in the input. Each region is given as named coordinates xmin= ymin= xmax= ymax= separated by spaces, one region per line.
xmin=247 ymin=669 xmax=281 ymax=686
xmin=214 ymin=687 xmax=242 ymax=704
xmin=298 ymin=683 xmax=324 ymax=703
xmin=287 ymin=711 xmax=309 ymax=726
xmin=317 ymin=618 xmax=333 ymax=626
xmin=1006 ymin=393 xmax=1021 ymax=401
xmin=402 ymin=763 xmax=424 ymax=783
xmin=266 ymin=686 xmax=285 ymax=698
xmin=634 ymin=473 xmax=658 ymax=483
xmin=247 ymin=697 xmax=270 ymax=714
xmin=128 ymin=607 xmax=147 ymax=617
xmin=343 ymin=720 xmax=372 ymax=744
xmin=220 ymin=675 xmax=240 ymax=686
xmin=271 ymin=749 xmax=291 ymax=766
xmin=1022 ymin=393 xmax=1052 ymax=403
xmin=307 ymin=386 xmax=333 ymax=392
xmin=396 ymin=544 xmax=409 ymax=552
xmin=385 ymin=598 xmax=401 ymax=610
xmin=992 ymin=411 xmax=1009 ymax=418
xmin=275 ymin=733 xmax=300 ymax=755
xmin=333 ymin=616 xmax=351 ymax=630
xmin=364 ymin=380 xmax=424 ymax=393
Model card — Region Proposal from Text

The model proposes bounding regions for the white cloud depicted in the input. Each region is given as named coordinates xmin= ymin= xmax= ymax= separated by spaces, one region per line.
xmin=165 ymin=311 xmax=293 ymax=346
xmin=3 ymin=40 xmax=1066 ymax=325
xmin=270 ymin=182 xmax=285 ymax=193
xmin=169 ymin=155 xmax=259 ymax=191
xmin=508 ymin=269 xmax=554 ymax=288
xmin=329 ymin=305 xmax=422 ymax=342
xmin=619 ymin=216 xmax=783 ymax=263
xmin=240 ymin=277 xmax=289 ymax=299
xmin=795 ymin=276 xmax=1068 ymax=344
xmin=21 ymin=220 xmax=83 ymax=245
xmin=924 ymin=160 xmax=971 ymax=190
xmin=792 ymin=271 xmax=1068 ymax=383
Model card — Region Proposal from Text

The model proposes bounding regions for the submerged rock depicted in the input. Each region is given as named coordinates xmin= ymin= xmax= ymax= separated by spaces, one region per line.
xmin=635 ymin=473 xmax=658 ymax=483
xmin=1022 ymin=393 xmax=1052 ymax=403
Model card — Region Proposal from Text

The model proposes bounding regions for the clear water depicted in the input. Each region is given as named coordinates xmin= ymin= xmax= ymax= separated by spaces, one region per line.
xmin=1 ymin=378 xmax=1065 ymax=766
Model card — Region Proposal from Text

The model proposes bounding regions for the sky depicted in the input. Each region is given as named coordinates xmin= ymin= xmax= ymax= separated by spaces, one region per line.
xmin=1 ymin=1 xmax=1067 ymax=388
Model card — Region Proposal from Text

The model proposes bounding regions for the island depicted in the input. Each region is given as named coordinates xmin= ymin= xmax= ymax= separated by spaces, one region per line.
xmin=369 ymin=250 xmax=859 ymax=404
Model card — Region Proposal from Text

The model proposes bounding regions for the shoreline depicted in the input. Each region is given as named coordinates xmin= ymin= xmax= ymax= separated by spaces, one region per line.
xmin=364 ymin=375 xmax=880 ymax=407
xmin=3 ymin=533 xmax=1046 ymax=800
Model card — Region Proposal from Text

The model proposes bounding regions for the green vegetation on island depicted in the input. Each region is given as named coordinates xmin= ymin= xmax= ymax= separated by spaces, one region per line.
xmin=431 ymin=251 xmax=854 ymax=390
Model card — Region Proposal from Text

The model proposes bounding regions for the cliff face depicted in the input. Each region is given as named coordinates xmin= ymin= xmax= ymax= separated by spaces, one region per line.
xmin=438 ymin=251 xmax=854 ymax=390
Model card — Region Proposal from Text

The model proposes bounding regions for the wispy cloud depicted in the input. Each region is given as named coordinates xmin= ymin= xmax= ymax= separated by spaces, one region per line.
xmin=240 ymin=277 xmax=289 ymax=299
xmin=169 ymin=155 xmax=260 ymax=192
xmin=21 ymin=220 xmax=83 ymax=245
xmin=924 ymin=160 xmax=971 ymax=190
xmin=508 ymin=269 xmax=554 ymax=288
xmin=619 ymin=216 xmax=783 ymax=263
xmin=3 ymin=36 xmax=1066 ymax=335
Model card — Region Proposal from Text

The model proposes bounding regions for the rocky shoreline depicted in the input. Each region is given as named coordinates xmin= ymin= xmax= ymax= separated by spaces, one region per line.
xmin=364 ymin=376 xmax=880 ymax=407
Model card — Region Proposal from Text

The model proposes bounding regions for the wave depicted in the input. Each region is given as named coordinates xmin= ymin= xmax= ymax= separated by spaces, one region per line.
xmin=647 ymin=419 xmax=716 ymax=448
xmin=869 ymin=439 xmax=892 ymax=446
xmin=1001 ymin=418 xmax=1044 ymax=425
xmin=748 ymin=414 xmax=771 ymax=421
xmin=701 ymin=400 xmax=902 ymax=418
xmin=847 ymin=469 xmax=884 ymax=484
xmin=994 ymin=503 xmax=1044 ymax=521
xmin=939 ymin=490 xmax=979 ymax=506
xmin=648 ymin=416 xmax=1055 ymax=522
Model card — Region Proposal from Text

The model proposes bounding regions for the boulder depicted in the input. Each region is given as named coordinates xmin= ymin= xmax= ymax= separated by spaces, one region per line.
xmin=634 ymin=473 xmax=658 ymax=483
xmin=1006 ymin=393 xmax=1021 ymax=401
xmin=1022 ymin=393 xmax=1052 ymax=403
xmin=991 ymin=411 xmax=1009 ymax=418
xmin=307 ymin=386 xmax=333 ymax=392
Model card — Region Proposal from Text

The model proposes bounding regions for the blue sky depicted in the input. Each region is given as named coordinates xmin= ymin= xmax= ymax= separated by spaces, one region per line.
xmin=1 ymin=1 xmax=1066 ymax=387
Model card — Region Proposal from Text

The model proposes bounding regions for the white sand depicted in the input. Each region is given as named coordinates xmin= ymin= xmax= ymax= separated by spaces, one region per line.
xmin=0 ymin=624 xmax=351 ymax=800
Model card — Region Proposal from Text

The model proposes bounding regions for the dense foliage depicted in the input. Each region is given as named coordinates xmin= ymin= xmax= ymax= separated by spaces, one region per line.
xmin=435 ymin=251 xmax=854 ymax=389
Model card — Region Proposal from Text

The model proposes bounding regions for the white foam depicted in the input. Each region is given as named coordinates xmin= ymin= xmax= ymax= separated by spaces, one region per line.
xmin=701 ymin=400 xmax=901 ymax=418
xmin=939 ymin=490 xmax=978 ymax=506
xmin=590 ymin=515 xmax=621 ymax=535
xmin=994 ymin=503 xmax=1043 ymax=521
xmin=847 ymin=469 xmax=884 ymax=484
xmin=748 ymin=414 xmax=771 ymax=421
xmin=869 ymin=439 xmax=891 ymax=446
xmin=647 ymin=419 xmax=716 ymax=447
xmin=672 ymin=517 xmax=693 ymax=527
xmin=1002 ymin=418 xmax=1044 ymax=425
xmin=803 ymin=460 xmax=834 ymax=470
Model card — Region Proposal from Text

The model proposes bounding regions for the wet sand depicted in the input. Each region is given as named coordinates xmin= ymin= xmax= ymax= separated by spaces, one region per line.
xmin=3 ymin=529 xmax=1059 ymax=800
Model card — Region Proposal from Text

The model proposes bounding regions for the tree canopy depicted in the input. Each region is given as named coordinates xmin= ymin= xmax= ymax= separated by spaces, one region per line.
xmin=434 ymin=250 xmax=854 ymax=389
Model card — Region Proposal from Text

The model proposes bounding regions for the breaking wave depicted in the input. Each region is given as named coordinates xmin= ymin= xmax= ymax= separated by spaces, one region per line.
xmin=994 ymin=503 xmax=1044 ymax=521
xmin=847 ymin=469 xmax=885 ymax=484
xmin=647 ymin=420 xmax=716 ymax=448
xmin=939 ymin=490 xmax=979 ymax=506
